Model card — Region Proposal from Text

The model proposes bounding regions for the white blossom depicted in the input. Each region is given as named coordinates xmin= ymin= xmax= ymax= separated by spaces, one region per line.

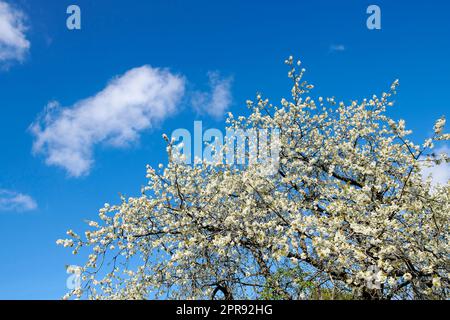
xmin=58 ymin=57 xmax=450 ymax=301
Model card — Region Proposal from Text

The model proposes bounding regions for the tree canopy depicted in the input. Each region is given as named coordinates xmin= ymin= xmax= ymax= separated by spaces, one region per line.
xmin=59 ymin=57 xmax=449 ymax=300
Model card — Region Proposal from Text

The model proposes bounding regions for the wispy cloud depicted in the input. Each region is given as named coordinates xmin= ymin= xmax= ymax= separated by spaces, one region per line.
xmin=31 ymin=66 xmax=186 ymax=177
xmin=0 ymin=1 xmax=30 ymax=65
xmin=192 ymin=71 xmax=233 ymax=119
xmin=0 ymin=189 xmax=37 ymax=212
xmin=329 ymin=44 xmax=346 ymax=52
xmin=421 ymin=145 xmax=450 ymax=187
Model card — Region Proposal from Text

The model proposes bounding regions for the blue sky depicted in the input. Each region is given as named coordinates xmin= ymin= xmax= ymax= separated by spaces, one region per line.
xmin=0 ymin=0 xmax=449 ymax=299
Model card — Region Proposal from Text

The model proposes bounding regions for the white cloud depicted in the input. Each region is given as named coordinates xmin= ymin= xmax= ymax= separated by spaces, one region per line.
xmin=192 ymin=71 xmax=233 ymax=119
xmin=330 ymin=44 xmax=345 ymax=52
xmin=0 ymin=1 xmax=30 ymax=64
xmin=0 ymin=189 xmax=37 ymax=212
xmin=421 ymin=146 xmax=450 ymax=187
xmin=31 ymin=66 xmax=186 ymax=177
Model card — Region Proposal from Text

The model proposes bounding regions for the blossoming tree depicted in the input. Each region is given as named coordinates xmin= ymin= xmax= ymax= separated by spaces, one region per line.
xmin=59 ymin=57 xmax=449 ymax=300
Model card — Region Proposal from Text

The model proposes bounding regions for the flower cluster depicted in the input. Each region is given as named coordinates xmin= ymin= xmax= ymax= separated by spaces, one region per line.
xmin=58 ymin=57 xmax=449 ymax=300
